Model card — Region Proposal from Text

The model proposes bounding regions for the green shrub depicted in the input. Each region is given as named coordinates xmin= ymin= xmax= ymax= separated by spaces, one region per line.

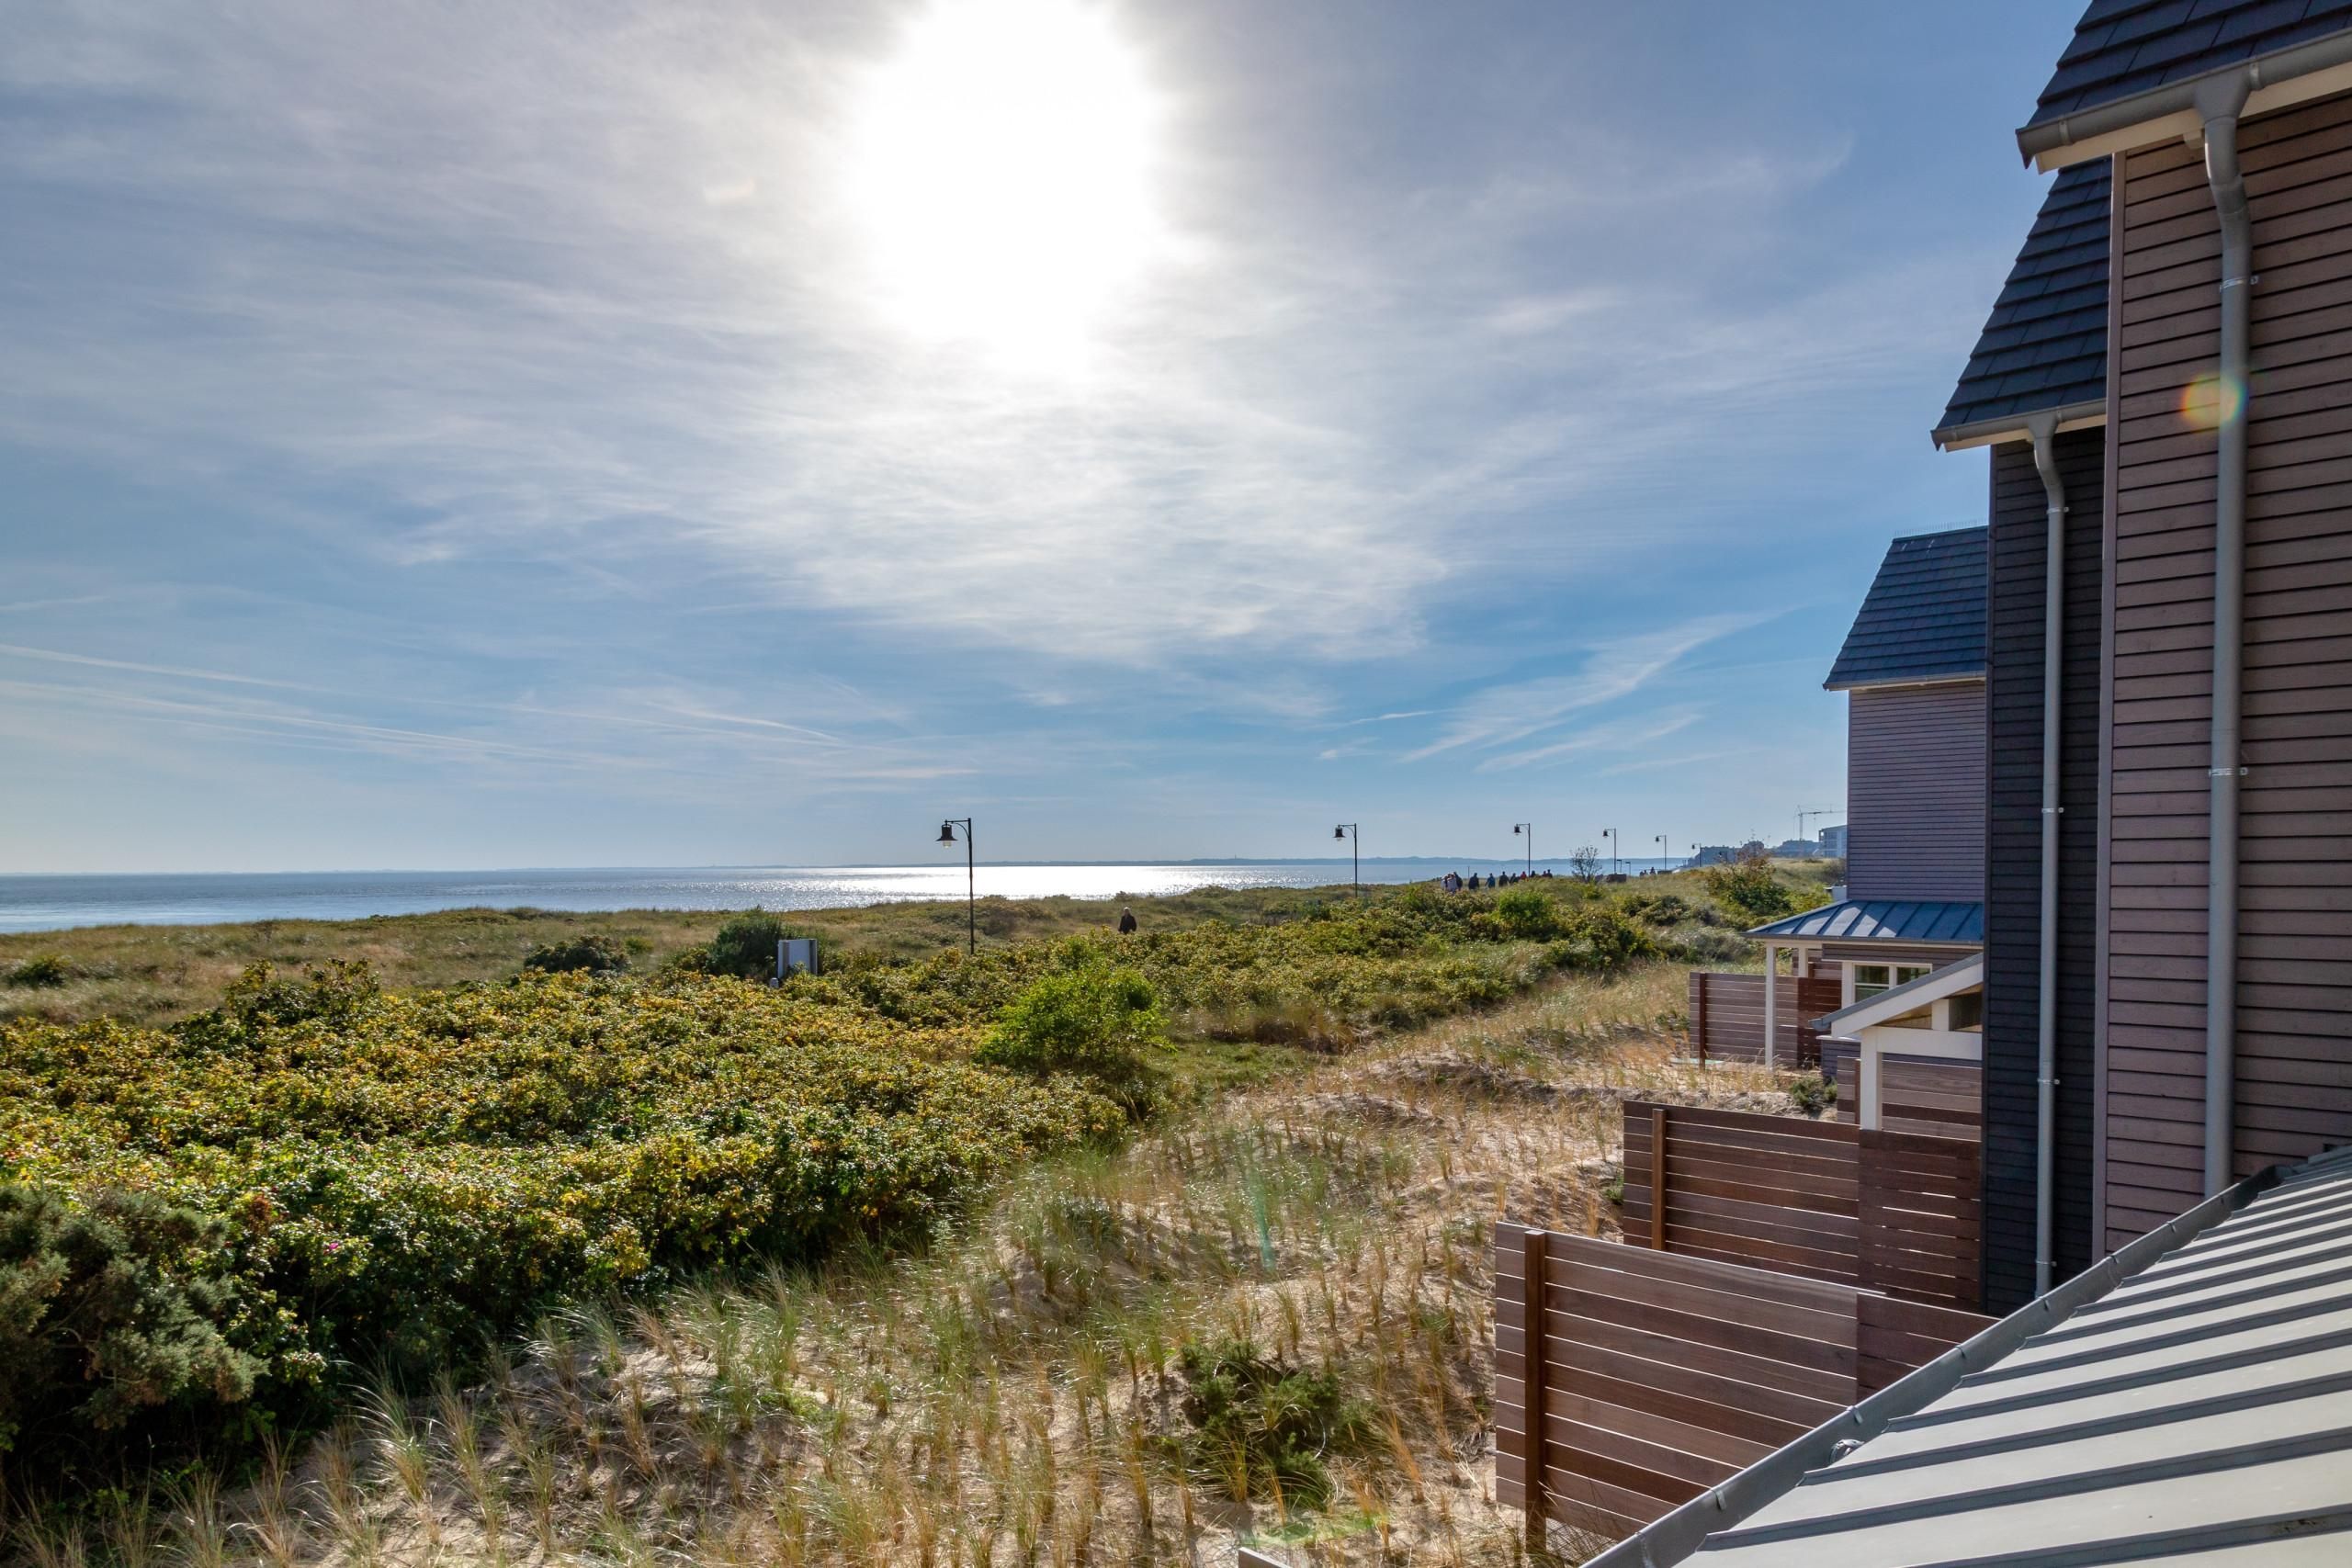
xmin=707 ymin=912 xmax=807 ymax=979
xmin=1701 ymin=853 xmax=1800 ymax=924
xmin=0 ymin=964 xmax=1118 ymax=1477
xmin=1788 ymin=1071 xmax=1837 ymax=1117
xmin=1492 ymin=886 xmax=1561 ymax=941
xmin=975 ymin=954 xmax=1166 ymax=1113
xmin=1675 ymin=928 xmax=1751 ymax=965
xmin=1618 ymin=891 xmax=1694 ymax=927
xmin=0 ymin=1185 xmax=261 ymax=1461
xmin=521 ymin=934 xmax=629 ymax=975
xmin=1554 ymin=907 xmax=1655 ymax=970
xmin=1175 ymin=1339 xmax=1369 ymax=1506
xmin=6 ymin=955 xmax=71 ymax=989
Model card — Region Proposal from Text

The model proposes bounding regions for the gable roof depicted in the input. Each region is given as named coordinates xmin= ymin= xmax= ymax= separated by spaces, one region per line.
xmin=1746 ymin=898 xmax=1984 ymax=945
xmin=2020 ymin=0 xmax=2352 ymax=165
xmin=2030 ymin=0 xmax=2352 ymax=130
xmin=1933 ymin=162 xmax=2110 ymax=448
xmin=1823 ymin=527 xmax=1987 ymax=691
xmin=1813 ymin=953 xmax=1983 ymax=1032
xmin=1585 ymin=1143 xmax=2352 ymax=1568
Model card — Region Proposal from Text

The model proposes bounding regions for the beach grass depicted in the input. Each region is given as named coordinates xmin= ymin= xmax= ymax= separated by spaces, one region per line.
xmin=0 ymin=884 xmax=1360 ymax=1027
xmin=4 ymin=957 xmax=1813 ymax=1567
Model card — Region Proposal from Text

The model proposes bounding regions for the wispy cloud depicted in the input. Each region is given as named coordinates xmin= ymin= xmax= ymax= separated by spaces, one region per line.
xmin=0 ymin=5 xmax=1977 ymax=673
xmin=1400 ymin=615 xmax=1759 ymax=762
xmin=1476 ymin=710 xmax=1702 ymax=773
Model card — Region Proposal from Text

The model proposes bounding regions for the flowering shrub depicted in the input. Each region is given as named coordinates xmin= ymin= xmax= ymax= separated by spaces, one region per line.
xmin=0 ymin=966 xmax=1118 ymax=1471
xmin=0 ymin=885 xmax=1661 ymax=1476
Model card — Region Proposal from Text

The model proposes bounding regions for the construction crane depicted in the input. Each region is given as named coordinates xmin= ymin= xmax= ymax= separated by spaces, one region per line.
xmin=1797 ymin=807 xmax=1840 ymax=848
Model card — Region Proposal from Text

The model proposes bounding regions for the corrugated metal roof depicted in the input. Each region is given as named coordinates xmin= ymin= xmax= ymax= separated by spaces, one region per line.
xmin=1934 ymin=162 xmax=2109 ymax=445
xmin=1746 ymin=899 xmax=1984 ymax=945
xmin=2026 ymin=0 xmax=2352 ymax=131
xmin=1824 ymin=528 xmax=1986 ymax=691
xmin=1589 ymin=1144 xmax=2352 ymax=1567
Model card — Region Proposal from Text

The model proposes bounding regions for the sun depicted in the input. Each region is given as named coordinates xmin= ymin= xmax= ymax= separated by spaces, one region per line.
xmin=842 ymin=0 xmax=1162 ymax=367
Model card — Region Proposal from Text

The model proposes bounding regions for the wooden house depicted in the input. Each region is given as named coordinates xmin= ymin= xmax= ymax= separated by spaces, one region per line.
xmin=1939 ymin=0 xmax=2352 ymax=1311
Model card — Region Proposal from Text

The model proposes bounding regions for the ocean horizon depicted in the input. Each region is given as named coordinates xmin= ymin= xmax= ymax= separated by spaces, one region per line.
xmin=0 ymin=857 xmax=1687 ymax=933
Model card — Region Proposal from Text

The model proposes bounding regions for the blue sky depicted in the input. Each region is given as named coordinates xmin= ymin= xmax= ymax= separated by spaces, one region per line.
xmin=1 ymin=1 xmax=2075 ymax=873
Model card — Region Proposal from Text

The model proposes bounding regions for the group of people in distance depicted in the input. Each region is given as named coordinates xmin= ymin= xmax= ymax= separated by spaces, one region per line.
xmin=1439 ymin=868 xmax=1555 ymax=892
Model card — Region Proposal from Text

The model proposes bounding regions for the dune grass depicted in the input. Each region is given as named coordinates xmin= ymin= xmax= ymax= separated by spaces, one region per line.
xmin=5 ymin=960 xmax=1814 ymax=1567
xmin=0 ymin=885 xmax=1364 ymax=1028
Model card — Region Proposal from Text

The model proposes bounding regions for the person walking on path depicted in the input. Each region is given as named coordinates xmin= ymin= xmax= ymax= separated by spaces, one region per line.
xmin=1117 ymin=907 xmax=1137 ymax=935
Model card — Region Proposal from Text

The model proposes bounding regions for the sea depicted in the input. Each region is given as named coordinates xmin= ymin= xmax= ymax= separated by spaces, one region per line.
xmin=0 ymin=859 xmax=1686 ymax=934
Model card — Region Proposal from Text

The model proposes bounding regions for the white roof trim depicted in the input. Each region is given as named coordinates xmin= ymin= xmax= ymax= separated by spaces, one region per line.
xmin=1814 ymin=953 xmax=1983 ymax=1033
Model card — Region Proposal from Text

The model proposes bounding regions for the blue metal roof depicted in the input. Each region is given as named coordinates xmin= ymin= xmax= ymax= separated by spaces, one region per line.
xmin=1934 ymin=162 xmax=2109 ymax=445
xmin=1746 ymin=899 xmax=1984 ymax=945
xmin=2026 ymin=0 xmax=2352 ymax=133
xmin=1823 ymin=528 xmax=1987 ymax=692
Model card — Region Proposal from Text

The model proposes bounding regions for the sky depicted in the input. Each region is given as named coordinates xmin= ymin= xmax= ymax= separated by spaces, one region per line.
xmin=0 ymin=0 xmax=2081 ymax=874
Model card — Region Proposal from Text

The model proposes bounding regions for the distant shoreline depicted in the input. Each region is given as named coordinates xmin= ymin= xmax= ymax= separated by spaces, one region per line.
xmin=9 ymin=855 xmax=1701 ymax=878
xmin=0 ymin=858 xmax=1704 ymax=934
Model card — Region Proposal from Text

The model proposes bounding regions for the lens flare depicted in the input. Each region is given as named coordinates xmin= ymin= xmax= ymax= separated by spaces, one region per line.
xmin=2180 ymin=372 xmax=2245 ymax=431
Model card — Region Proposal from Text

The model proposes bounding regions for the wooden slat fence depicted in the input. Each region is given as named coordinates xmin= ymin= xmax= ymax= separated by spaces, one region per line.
xmin=1834 ymin=1051 xmax=1984 ymax=1139
xmin=1686 ymin=972 xmax=1842 ymax=1068
xmin=1494 ymin=1225 xmax=1994 ymax=1546
xmin=1860 ymin=1129 xmax=1984 ymax=1313
xmin=1622 ymin=1101 xmax=1860 ymax=1284
xmin=1621 ymin=1100 xmax=1984 ymax=1310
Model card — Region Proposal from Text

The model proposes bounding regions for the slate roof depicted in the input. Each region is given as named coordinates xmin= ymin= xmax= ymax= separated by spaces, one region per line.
xmin=1934 ymin=162 xmax=2109 ymax=445
xmin=1745 ymin=899 xmax=1984 ymax=945
xmin=1823 ymin=527 xmax=1987 ymax=691
xmin=1587 ymin=1143 xmax=2352 ymax=1568
xmin=2028 ymin=0 xmax=2352 ymax=131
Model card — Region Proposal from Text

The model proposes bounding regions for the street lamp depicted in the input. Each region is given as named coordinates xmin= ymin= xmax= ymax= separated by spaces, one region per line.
xmin=1512 ymin=822 xmax=1532 ymax=876
xmin=1602 ymin=827 xmax=1619 ymax=877
xmin=1333 ymin=822 xmax=1360 ymax=897
xmin=1655 ymin=834 xmax=1669 ymax=874
xmin=936 ymin=817 xmax=975 ymax=954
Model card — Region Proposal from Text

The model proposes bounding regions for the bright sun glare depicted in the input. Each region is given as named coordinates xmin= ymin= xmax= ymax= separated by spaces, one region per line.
xmin=844 ymin=0 xmax=1161 ymax=367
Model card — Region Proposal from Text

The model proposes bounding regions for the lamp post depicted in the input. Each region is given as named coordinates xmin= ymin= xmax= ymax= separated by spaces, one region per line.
xmin=1333 ymin=822 xmax=1360 ymax=897
xmin=1655 ymin=834 xmax=1669 ymax=874
xmin=1512 ymin=822 xmax=1532 ymax=876
xmin=936 ymin=818 xmax=975 ymax=954
xmin=1602 ymin=827 xmax=1619 ymax=878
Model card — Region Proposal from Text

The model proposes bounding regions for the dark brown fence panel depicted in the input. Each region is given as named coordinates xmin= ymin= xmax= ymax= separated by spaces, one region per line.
xmin=1622 ymin=1101 xmax=1862 ymax=1282
xmin=1494 ymin=1224 xmax=1995 ymax=1546
xmin=1623 ymin=1101 xmax=1984 ymax=1308
xmin=1858 ymin=1128 xmax=1984 ymax=1310
xmin=1684 ymin=974 xmax=1843 ymax=1068
xmin=1855 ymin=1292 xmax=1996 ymax=1395
xmin=1877 ymin=1054 xmax=1984 ymax=1141
xmin=1492 ymin=1226 xmax=1858 ymax=1543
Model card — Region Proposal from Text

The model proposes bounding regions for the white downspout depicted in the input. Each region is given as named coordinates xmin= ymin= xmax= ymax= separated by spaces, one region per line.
xmin=2026 ymin=411 xmax=2066 ymax=1296
xmin=2195 ymin=73 xmax=2253 ymax=1196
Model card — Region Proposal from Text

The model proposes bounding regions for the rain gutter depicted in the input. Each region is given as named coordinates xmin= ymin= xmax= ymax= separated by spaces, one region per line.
xmin=2196 ymin=71 xmax=2254 ymax=1196
xmin=2025 ymin=409 xmax=2065 ymax=1294
xmin=2017 ymin=35 xmax=2352 ymax=170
